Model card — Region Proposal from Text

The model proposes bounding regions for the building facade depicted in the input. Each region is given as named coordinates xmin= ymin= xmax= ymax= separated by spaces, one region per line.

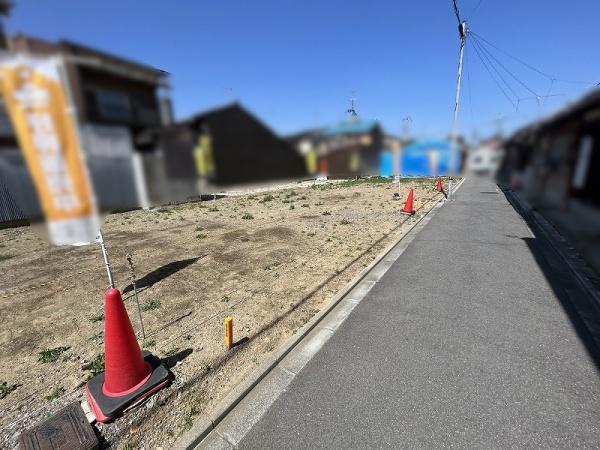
xmin=153 ymin=103 xmax=307 ymax=200
xmin=500 ymin=88 xmax=600 ymax=275
xmin=0 ymin=34 xmax=172 ymax=222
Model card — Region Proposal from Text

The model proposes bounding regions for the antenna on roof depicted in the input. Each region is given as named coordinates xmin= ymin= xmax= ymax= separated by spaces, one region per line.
xmin=346 ymin=91 xmax=358 ymax=120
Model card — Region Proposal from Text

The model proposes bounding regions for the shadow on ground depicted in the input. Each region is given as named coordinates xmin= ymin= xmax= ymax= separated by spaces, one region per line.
xmin=501 ymin=187 xmax=600 ymax=372
xmin=122 ymin=257 xmax=201 ymax=295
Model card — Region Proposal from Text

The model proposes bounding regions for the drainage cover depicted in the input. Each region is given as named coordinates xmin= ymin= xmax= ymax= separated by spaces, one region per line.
xmin=18 ymin=402 xmax=99 ymax=450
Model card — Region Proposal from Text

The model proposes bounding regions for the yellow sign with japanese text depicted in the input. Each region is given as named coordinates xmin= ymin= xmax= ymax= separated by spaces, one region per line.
xmin=0 ymin=55 xmax=99 ymax=245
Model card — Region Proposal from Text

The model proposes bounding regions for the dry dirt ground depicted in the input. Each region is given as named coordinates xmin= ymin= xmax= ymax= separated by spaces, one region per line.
xmin=0 ymin=177 xmax=448 ymax=448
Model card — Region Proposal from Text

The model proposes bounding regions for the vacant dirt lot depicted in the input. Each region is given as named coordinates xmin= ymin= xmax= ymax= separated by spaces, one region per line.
xmin=0 ymin=177 xmax=446 ymax=448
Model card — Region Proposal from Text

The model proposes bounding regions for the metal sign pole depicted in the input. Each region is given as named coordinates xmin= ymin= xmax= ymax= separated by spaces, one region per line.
xmin=97 ymin=231 xmax=114 ymax=289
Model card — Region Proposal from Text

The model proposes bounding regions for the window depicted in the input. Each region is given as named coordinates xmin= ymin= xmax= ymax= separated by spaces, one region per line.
xmin=92 ymin=88 xmax=131 ymax=121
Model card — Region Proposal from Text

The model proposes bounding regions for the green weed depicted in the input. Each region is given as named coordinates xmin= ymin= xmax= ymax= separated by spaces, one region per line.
xmin=142 ymin=299 xmax=161 ymax=312
xmin=142 ymin=339 xmax=156 ymax=348
xmin=0 ymin=381 xmax=18 ymax=399
xmin=163 ymin=347 xmax=179 ymax=357
xmin=38 ymin=346 xmax=70 ymax=364
xmin=82 ymin=354 xmax=105 ymax=377
xmin=46 ymin=386 xmax=64 ymax=401
xmin=88 ymin=312 xmax=104 ymax=323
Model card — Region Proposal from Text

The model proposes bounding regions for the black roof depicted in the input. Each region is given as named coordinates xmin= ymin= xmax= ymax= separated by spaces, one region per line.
xmin=509 ymin=88 xmax=600 ymax=143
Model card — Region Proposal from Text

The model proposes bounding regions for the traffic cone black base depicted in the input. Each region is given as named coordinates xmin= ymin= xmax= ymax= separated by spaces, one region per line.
xmin=85 ymin=351 xmax=169 ymax=423
xmin=400 ymin=210 xmax=415 ymax=216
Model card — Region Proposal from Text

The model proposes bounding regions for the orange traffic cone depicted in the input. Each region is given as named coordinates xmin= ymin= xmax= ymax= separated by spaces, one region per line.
xmin=436 ymin=177 xmax=443 ymax=192
xmin=85 ymin=289 xmax=169 ymax=423
xmin=401 ymin=188 xmax=416 ymax=215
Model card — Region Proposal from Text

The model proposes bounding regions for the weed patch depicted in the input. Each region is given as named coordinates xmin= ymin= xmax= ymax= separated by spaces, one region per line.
xmin=46 ymin=386 xmax=64 ymax=401
xmin=142 ymin=298 xmax=161 ymax=312
xmin=88 ymin=313 xmax=104 ymax=323
xmin=259 ymin=195 xmax=274 ymax=203
xmin=82 ymin=354 xmax=105 ymax=377
xmin=0 ymin=381 xmax=18 ymax=399
xmin=38 ymin=346 xmax=70 ymax=364
xmin=142 ymin=339 xmax=156 ymax=348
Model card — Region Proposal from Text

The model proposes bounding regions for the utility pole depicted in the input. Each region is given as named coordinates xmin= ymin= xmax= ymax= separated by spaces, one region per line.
xmin=452 ymin=22 xmax=467 ymax=140
xmin=450 ymin=0 xmax=468 ymax=200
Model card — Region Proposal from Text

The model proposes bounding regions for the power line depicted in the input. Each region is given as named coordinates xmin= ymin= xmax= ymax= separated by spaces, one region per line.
xmin=469 ymin=36 xmax=518 ymax=110
xmin=542 ymin=78 xmax=555 ymax=106
xmin=470 ymin=33 xmax=540 ymax=99
xmin=470 ymin=30 xmax=553 ymax=79
xmin=464 ymin=41 xmax=474 ymax=119
xmin=469 ymin=0 xmax=483 ymax=18
xmin=470 ymin=35 xmax=520 ymax=107
xmin=470 ymin=30 xmax=597 ymax=86
xmin=519 ymin=93 xmax=565 ymax=103
xmin=452 ymin=0 xmax=462 ymax=23
xmin=471 ymin=36 xmax=521 ymax=103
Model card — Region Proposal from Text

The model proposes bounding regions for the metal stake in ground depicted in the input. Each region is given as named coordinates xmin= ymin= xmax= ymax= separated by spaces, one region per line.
xmin=126 ymin=253 xmax=146 ymax=340
xmin=97 ymin=230 xmax=114 ymax=289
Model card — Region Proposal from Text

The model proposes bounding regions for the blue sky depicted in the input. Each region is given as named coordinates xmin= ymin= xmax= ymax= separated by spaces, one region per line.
xmin=6 ymin=0 xmax=600 ymax=139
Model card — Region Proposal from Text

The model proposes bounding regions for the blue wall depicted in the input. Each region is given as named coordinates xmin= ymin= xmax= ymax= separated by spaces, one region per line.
xmin=379 ymin=150 xmax=393 ymax=177
xmin=400 ymin=140 xmax=459 ymax=176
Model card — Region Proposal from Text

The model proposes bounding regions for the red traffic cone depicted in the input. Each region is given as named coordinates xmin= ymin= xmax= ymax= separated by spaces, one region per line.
xmin=85 ymin=289 xmax=169 ymax=423
xmin=436 ymin=177 xmax=443 ymax=192
xmin=401 ymin=188 xmax=416 ymax=215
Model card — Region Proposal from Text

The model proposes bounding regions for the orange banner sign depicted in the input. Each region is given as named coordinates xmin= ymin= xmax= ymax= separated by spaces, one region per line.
xmin=0 ymin=55 xmax=99 ymax=245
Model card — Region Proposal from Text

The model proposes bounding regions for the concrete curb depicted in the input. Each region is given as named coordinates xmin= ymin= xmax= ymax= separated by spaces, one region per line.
xmin=174 ymin=178 xmax=465 ymax=449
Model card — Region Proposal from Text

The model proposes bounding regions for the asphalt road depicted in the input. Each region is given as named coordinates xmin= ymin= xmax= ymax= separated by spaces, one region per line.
xmin=238 ymin=176 xmax=600 ymax=449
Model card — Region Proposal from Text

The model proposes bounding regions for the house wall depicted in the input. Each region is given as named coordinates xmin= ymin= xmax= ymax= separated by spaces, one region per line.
xmin=501 ymin=98 xmax=600 ymax=276
xmin=205 ymin=106 xmax=306 ymax=185
xmin=0 ymin=125 xmax=142 ymax=224
xmin=78 ymin=66 xmax=161 ymax=130
xmin=159 ymin=105 xmax=307 ymax=188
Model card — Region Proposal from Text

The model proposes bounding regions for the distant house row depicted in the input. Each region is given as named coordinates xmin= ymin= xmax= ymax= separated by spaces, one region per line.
xmin=0 ymin=34 xmax=459 ymax=225
xmin=500 ymin=88 xmax=600 ymax=275
xmin=0 ymin=34 xmax=308 ymax=221
xmin=501 ymin=88 xmax=600 ymax=210
xmin=288 ymin=122 xmax=459 ymax=179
